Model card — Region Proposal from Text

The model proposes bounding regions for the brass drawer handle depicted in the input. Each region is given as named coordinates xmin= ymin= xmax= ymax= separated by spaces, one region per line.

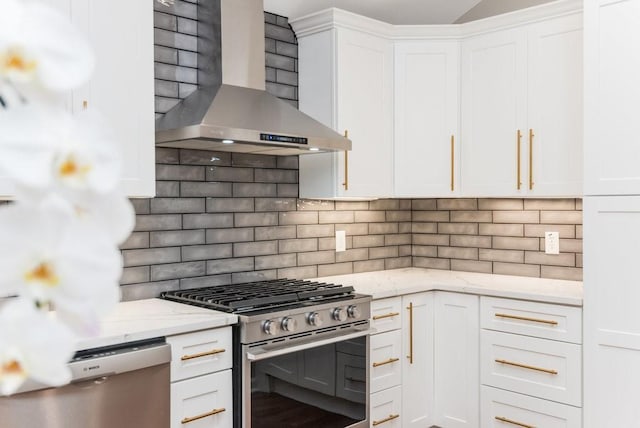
xmin=406 ymin=302 xmax=414 ymax=364
xmin=529 ymin=128 xmax=534 ymax=190
xmin=182 ymin=408 xmax=226 ymax=424
xmin=450 ymin=134 xmax=455 ymax=191
xmin=495 ymin=359 xmax=558 ymax=375
xmin=494 ymin=313 xmax=558 ymax=326
xmin=372 ymin=312 xmax=400 ymax=321
xmin=516 ymin=129 xmax=522 ymax=190
xmin=181 ymin=348 xmax=225 ymax=361
xmin=495 ymin=415 xmax=536 ymax=428
xmin=342 ymin=130 xmax=349 ymax=190
xmin=372 ymin=413 xmax=400 ymax=426
xmin=372 ymin=357 xmax=400 ymax=368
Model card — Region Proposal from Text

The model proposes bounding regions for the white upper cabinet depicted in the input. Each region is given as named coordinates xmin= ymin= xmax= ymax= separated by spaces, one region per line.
xmin=461 ymin=11 xmax=582 ymax=197
xmin=527 ymin=13 xmax=583 ymax=196
xmin=394 ymin=40 xmax=460 ymax=197
xmin=0 ymin=0 xmax=156 ymax=199
xmin=584 ymin=0 xmax=640 ymax=195
xmin=294 ymin=13 xmax=394 ymax=199
xmin=460 ymin=27 xmax=528 ymax=197
xmin=76 ymin=0 xmax=156 ymax=197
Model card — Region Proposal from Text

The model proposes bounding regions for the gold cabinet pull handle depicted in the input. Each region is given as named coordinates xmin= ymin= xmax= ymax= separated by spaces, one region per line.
xmin=342 ymin=130 xmax=349 ymax=190
xmin=372 ymin=357 xmax=400 ymax=368
xmin=516 ymin=129 xmax=522 ymax=190
xmin=495 ymin=416 xmax=535 ymax=428
xmin=372 ymin=414 xmax=400 ymax=426
xmin=450 ymin=134 xmax=455 ymax=191
xmin=406 ymin=302 xmax=414 ymax=364
xmin=495 ymin=359 xmax=558 ymax=375
xmin=82 ymin=100 xmax=88 ymax=110
xmin=494 ymin=313 xmax=558 ymax=326
xmin=182 ymin=408 xmax=226 ymax=424
xmin=181 ymin=348 xmax=225 ymax=361
xmin=528 ymin=128 xmax=534 ymax=190
xmin=372 ymin=312 xmax=400 ymax=321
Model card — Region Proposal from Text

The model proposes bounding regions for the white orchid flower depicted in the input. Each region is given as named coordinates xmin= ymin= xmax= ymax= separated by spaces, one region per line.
xmin=0 ymin=199 xmax=123 ymax=334
xmin=0 ymin=105 xmax=123 ymax=196
xmin=0 ymin=299 xmax=76 ymax=396
xmin=0 ymin=0 xmax=94 ymax=104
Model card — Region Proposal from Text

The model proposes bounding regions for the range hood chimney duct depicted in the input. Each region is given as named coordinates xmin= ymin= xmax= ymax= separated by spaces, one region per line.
xmin=155 ymin=0 xmax=351 ymax=155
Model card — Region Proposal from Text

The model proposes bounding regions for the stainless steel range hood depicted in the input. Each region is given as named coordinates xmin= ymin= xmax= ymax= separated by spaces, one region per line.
xmin=155 ymin=0 xmax=351 ymax=155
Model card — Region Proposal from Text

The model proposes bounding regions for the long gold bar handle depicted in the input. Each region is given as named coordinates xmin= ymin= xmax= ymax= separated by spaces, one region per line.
xmin=372 ymin=357 xmax=400 ymax=368
xmin=495 ymin=359 xmax=558 ymax=375
xmin=529 ymin=128 xmax=534 ymax=190
xmin=181 ymin=408 xmax=226 ymax=424
xmin=406 ymin=302 xmax=414 ymax=364
xmin=450 ymin=135 xmax=455 ymax=191
xmin=342 ymin=130 xmax=349 ymax=190
xmin=495 ymin=313 xmax=558 ymax=326
xmin=516 ymin=129 xmax=522 ymax=190
xmin=372 ymin=414 xmax=400 ymax=426
xmin=82 ymin=100 xmax=88 ymax=110
xmin=495 ymin=416 xmax=536 ymax=428
xmin=372 ymin=312 xmax=400 ymax=321
xmin=181 ymin=348 xmax=226 ymax=361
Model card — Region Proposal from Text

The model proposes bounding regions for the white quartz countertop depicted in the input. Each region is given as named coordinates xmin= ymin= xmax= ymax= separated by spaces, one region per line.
xmin=75 ymin=298 xmax=237 ymax=351
xmin=313 ymin=268 xmax=582 ymax=306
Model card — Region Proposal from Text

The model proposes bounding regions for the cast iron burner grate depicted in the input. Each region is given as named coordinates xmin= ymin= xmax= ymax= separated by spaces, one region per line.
xmin=160 ymin=279 xmax=355 ymax=314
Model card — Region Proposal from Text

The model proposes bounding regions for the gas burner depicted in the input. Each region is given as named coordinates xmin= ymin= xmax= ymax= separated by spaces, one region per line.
xmin=161 ymin=279 xmax=356 ymax=314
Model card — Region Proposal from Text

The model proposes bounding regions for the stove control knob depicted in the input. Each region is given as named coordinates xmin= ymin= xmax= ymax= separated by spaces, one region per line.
xmin=347 ymin=305 xmax=361 ymax=319
xmin=332 ymin=308 xmax=348 ymax=322
xmin=281 ymin=317 xmax=297 ymax=332
xmin=262 ymin=320 xmax=278 ymax=336
xmin=307 ymin=312 xmax=323 ymax=327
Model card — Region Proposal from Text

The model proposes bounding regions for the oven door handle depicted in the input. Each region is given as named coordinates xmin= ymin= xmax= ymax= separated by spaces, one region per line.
xmin=246 ymin=328 xmax=374 ymax=361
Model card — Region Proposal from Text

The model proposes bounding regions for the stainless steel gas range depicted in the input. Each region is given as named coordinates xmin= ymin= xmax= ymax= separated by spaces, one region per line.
xmin=162 ymin=279 xmax=372 ymax=428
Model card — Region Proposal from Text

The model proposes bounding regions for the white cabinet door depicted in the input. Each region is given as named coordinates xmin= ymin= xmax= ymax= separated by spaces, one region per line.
xmin=584 ymin=0 xmax=640 ymax=195
xmin=370 ymin=330 xmax=402 ymax=393
xmin=78 ymin=0 xmax=155 ymax=197
xmin=583 ymin=195 xmax=640 ymax=427
xmin=434 ymin=292 xmax=479 ymax=428
xmin=401 ymin=292 xmax=435 ymax=428
xmin=394 ymin=40 xmax=460 ymax=197
xmin=297 ymin=21 xmax=394 ymax=199
xmin=527 ymin=13 xmax=583 ymax=196
xmin=461 ymin=27 xmax=527 ymax=197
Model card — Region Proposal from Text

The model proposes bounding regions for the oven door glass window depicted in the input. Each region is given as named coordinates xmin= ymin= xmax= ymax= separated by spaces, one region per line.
xmin=250 ymin=336 xmax=367 ymax=428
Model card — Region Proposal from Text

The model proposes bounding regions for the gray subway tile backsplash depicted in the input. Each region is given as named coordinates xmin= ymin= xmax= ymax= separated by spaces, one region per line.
xmin=123 ymin=146 xmax=583 ymax=300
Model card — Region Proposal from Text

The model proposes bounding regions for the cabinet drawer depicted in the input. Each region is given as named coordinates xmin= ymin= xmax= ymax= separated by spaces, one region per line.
xmin=480 ymin=296 xmax=582 ymax=344
xmin=370 ymin=330 xmax=402 ymax=393
xmin=371 ymin=386 xmax=402 ymax=428
xmin=481 ymin=386 xmax=582 ymax=428
xmin=480 ymin=330 xmax=581 ymax=406
xmin=371 ymin=298 xmax=402 ymax=333
xmin=167 ymin=328 xmax=232 ymax=381
xmin=170 ymin=369 xmax=232 ymax=428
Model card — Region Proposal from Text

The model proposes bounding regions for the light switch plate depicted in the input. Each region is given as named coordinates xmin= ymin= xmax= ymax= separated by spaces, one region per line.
xmin=335 ymin=230 xmax=346 ymax=252
xmin=545 ymin=231 xmax=560 ymax=255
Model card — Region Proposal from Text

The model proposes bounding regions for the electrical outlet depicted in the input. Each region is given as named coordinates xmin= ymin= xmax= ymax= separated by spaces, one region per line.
xmin=545 ymin=231 xmax=560 ymax=255
xmin=335 ymin=230 xmax=346 ymax=252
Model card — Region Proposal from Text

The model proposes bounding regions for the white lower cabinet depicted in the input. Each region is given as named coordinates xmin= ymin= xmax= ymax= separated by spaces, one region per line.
xmin=167 ymin=327 xmax=233 ymax=428
xmin=368 ymin=292 xmax=582 ymax=428
xmin=170 ymin=370 xmax=233 ymax=428
xmin=370 ymin=386 xmax=402 ymax=428
xmin=434 ymin=292 xmax=479 ymax=428
xmin=481 ymin=386 xmax=582 ymax=428
xmin=401 ymin=293 xmax=435 ymax=428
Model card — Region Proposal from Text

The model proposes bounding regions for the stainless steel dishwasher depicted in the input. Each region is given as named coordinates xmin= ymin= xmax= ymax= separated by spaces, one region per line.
xmin=0 ymin=337 xmax=171 ymax=428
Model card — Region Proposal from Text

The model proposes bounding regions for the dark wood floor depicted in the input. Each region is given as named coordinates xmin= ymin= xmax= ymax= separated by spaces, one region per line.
xmin=252 ymin=392 xmax=358 ymax=428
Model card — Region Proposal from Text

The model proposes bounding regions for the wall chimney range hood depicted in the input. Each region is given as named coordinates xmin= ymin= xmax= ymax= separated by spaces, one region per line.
xmin=155 ymin=0 xmax=351 ymax=155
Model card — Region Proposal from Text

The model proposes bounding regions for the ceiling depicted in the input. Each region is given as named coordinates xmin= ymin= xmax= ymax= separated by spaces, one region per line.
xmin=263 ymin=0 xmax=556 ymax=25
